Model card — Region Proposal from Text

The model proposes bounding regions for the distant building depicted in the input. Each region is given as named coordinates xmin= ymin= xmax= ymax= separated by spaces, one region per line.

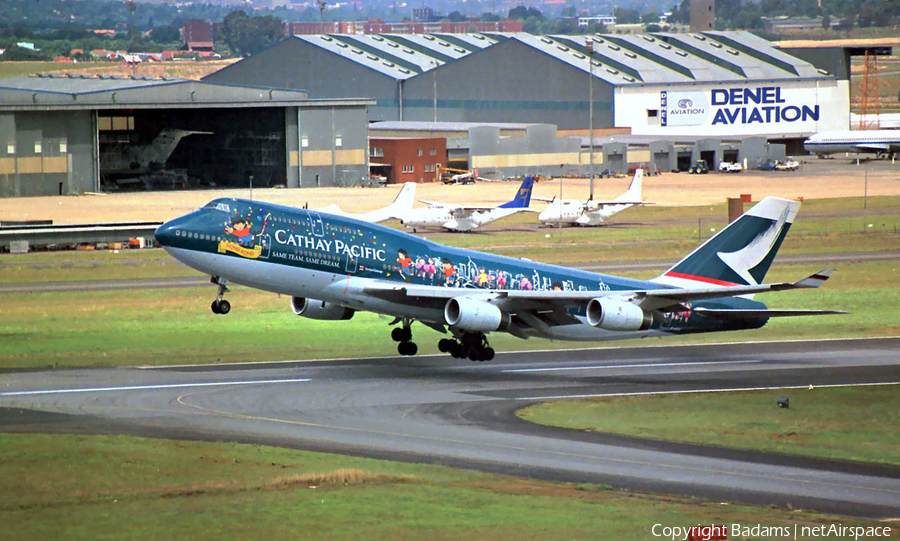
xmin=689 ymin=0 xmax=715 ymax=31
xmin=578 ymin=16 xmax=616 ymax=27
xmin=183 ymin=19 xmax=215 ymax=51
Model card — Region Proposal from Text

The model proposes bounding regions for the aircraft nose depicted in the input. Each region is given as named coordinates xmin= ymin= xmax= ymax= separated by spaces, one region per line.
xmin=154 ymin=220 xmax=178 ymax=248
xmin=155 ymin=215 xmax=192 ymax=248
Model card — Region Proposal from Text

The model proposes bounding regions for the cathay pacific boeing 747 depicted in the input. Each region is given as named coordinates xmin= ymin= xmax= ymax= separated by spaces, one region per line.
xmin=156 ymin=196 xmax=841 ymax=361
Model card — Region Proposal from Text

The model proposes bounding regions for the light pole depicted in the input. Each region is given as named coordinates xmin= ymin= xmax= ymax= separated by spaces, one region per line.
xmin=586 ymin=37 xmax=594 ymax=200
xmin=432 ymin=60 xmax=439 ymax=122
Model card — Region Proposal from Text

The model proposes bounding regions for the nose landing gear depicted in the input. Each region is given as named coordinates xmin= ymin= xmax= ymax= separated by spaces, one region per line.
xmin=210 ymin=277 xmax=231 ymax=315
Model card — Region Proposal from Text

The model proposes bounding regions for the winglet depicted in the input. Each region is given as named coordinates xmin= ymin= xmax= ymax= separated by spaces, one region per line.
xmin=794 ymin=269 xmax=835 ymax=288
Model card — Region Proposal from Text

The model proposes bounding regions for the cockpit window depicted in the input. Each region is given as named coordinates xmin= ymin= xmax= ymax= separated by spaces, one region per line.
xmin=203 ymin=201 xmax=231 ymax=213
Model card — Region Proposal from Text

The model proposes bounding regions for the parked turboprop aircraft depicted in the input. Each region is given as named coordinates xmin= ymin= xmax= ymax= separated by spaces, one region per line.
xmin=398 ymin=176 xmax=535 ymax=232
xmin=316 ymin=182 xmax=416 ymax=224
xmin=537 ymin=169 xmax=648 ymax=226
xmin=803 ymin=130 xmax=900 ymax=158
xmin=156 ymin=195 xmax=841 ymax=361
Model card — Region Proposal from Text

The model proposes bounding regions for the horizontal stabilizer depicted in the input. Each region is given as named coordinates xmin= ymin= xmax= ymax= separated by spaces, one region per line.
xmin=793 ymin=269 xmax=834 ymax=288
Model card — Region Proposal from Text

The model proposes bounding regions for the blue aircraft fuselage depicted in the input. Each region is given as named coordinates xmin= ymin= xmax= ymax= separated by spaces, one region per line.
xmin=155 ymin=197 xmax=768 ymax=341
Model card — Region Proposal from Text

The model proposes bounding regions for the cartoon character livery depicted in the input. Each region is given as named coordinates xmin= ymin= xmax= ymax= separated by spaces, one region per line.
xmin=156 ymin=196 xmax=842 ymax=361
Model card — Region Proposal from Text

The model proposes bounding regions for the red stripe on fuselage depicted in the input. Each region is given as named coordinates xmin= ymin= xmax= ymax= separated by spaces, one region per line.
xmin=664 ymin=271 xmax=741 ymax=287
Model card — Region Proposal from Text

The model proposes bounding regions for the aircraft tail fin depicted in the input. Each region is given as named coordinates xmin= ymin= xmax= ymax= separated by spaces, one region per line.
xmin=617 ymin=168 xmax=643 ymax=202
xmin=498 ymin=176 xmax=534 ymax=209
xmin=653 ymin=197 xmax=801 ymax=289
xmin=387 ymin=182 xmax=416 ymax=215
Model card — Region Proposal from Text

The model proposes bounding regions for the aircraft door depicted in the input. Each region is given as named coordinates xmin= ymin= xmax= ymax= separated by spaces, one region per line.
xmin=345 ymin=252 xmax=358 ymax=274
xmin=307 ymin=211 xmax=325 ymax=237
xmin=258 ymin=234 xmax=271 ymax=260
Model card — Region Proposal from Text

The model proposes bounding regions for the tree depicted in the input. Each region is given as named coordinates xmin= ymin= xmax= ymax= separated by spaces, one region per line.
xmin=150 ymin=25 xmax=181 ymax=45
xmin=481 ymin=12 xmax=500 ymax=22
xmin=821 ymin=14 xmax=831 ymax=30
xmin=508 ymin=6 xmax=543 ymax=20
xmin=222 ymin=10 xmax=284 ymax=57
xmin=615 ymin=8 xmax=640 ymax=24
xmin=641 ymin=10 xmax=659 ymax=23
xmin=447 ymin=10 xmax=467 ymax=22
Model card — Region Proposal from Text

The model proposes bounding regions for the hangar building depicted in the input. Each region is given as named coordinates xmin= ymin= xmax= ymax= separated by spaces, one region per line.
xmin=0 ymin=75 xmax=373 ymax=198
xmin=204 ymin=30 xmax=849 ymax=141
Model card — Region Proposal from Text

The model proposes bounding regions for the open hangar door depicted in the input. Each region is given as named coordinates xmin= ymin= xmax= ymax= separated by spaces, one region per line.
xmin=99 ymin=107 xmax=286 ymax=191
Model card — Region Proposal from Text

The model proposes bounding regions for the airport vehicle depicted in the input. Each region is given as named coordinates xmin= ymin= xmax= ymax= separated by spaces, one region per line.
xmin=536 ymin=169 xmax=647 ymax=227
xmin=397 ymin=176 xmax=534 ymax=232
xmin=775 ymin=159 xmax=799 ymax=171
xmin=688 ymin=160 xmax=709 ymax=174
xmin=803 ymin=130 xmax=900 ymax=158
xmin=758 ymin=160 xmax=778 ymax=171
xmin=316 ymin=182 xmax=415 ymax=224
xmin=156 ymin=195 xmax=841 ymax=361
xmin=627 ymin=165 xmax=660 ymax=177
xmin=718 ymin=162 xmax=743 ymax=173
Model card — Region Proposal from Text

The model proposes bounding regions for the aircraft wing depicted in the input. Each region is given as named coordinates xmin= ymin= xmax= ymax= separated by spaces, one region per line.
xmin=362 ymin=270 xmax=839 ymax=321
xmin=418 ymin=199 xmax=457 ymax=208
xmin=856 ymin=143 xmax=891 ymax=152
xmin=585 ymin=199 xmax=652 ymax=209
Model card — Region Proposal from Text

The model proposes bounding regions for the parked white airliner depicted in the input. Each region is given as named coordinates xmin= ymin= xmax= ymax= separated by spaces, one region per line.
xmin=537 ymin=169 xmax=648 ymax=227
xmin=803 ymin=130 xmax=900 ymax=158
xmin=317 ymin=182 xmax=416 ymax=223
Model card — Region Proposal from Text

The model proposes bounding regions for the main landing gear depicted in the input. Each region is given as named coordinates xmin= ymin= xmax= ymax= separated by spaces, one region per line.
xmin=438 ymin=332 xmax=495 ymax=362
xmin=389 ymin=321 xmax=493 ymax=361
xmin=210 ymin=276 xmax=231 ymax=315
xmin=391 ymin=320 xmax=418 ymax=356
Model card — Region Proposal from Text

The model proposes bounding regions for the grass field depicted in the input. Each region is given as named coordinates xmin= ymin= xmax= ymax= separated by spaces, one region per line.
xmin=1 ymin=196 xmax=898 ymax=369
xmin=1 ymin=433 xmax=891 ymax=541
xmin=518 ymin=386 xmax=900 ymax=466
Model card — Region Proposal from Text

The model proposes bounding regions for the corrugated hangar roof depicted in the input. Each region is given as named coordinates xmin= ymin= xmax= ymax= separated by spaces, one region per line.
xmin=294 ymin=32 xmax=506 ymax=79
xmin=291 ymin=30 xmax=825 ymax=86
xmin=0 ymin=74 xmax=324 ymax=110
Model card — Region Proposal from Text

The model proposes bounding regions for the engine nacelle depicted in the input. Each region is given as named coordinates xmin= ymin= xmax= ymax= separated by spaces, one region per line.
xmin=291 ymin=297 xmax=355 ymax=321
xmin=444 ymin=297 xmax=508 ymax=332
xmin=586 ymin=298 xmax=653 ymax=331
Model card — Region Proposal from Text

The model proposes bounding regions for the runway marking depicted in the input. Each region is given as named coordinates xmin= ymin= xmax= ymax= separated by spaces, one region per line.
xmin=501 ymin=359 xmax=763 ymax=373
xmin=137 ymin=336 xmax=900 ymax=370
xmin=517 ymin=381 xmax=900 ymax=401
xmin=175 ymin=385 xmax=900 ymax=501
xmin=0 ymin=378 xmax=311 ymax=397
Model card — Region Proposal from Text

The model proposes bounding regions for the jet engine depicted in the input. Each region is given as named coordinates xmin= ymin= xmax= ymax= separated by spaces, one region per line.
xmin=586 ymin=298 xmax=653 ymax=331
xmin=291 ymin=297 xmax=355 ymax=321
xmin=444 ymin=297 xmax=509 ymax=332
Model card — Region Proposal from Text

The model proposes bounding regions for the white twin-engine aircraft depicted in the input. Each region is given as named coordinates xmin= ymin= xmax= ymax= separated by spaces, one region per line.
xmin=397 ymin=176 xmax=535 ymax=232
xmin=156 ymin=195 xmax=842 ymax=362
xmin=537 ymin=169 xmax=650 ymax=226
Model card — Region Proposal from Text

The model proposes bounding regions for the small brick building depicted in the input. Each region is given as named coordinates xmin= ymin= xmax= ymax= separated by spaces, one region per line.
xmin=369 ymin=137 xmax=446 ymax=184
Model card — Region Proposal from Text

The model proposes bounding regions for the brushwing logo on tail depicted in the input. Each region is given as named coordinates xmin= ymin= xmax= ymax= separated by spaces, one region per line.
xmin=716 ymin=205 xmax=790 ymax=286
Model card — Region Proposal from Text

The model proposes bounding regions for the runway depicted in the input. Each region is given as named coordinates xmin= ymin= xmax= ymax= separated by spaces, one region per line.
xmin=2 ymin=337 xmax=899 ymax=518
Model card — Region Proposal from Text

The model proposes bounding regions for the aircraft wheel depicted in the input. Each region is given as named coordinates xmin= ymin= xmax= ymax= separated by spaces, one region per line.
xmin=392 ymin=327 xmax=412 ymax=342
xmin=449 ymin=342 xmax=464 ymax=359
xmin=217 ymin=300 xmax=231 ymax=315
xmin=211 ymin=301 xmax=221 ymax=314
xmin=406 ymin=342 xmax=418 ymax=356
xmin=398 ymin=342 xmax=410 ymax=355
xmin=391 ymin=327 xmax=404 ymax=342
xmin=483 ymin=347 xmax=495 ymax=361
xmin=468 ymin=350 xmax=480 ymax=362
xmin=438 ymin=338 xmax=453 ymax=353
